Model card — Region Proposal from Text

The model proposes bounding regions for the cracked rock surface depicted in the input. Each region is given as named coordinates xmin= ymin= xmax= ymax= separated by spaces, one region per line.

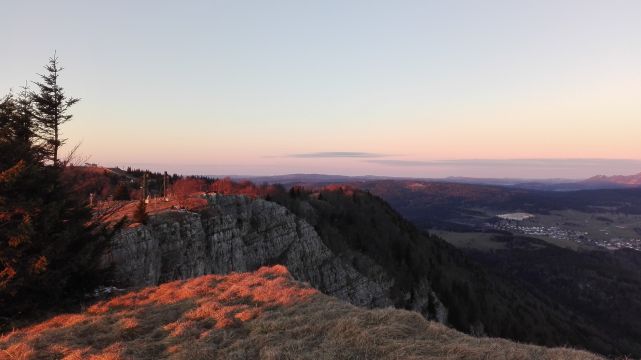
xmin=106 ymin=195 xmax=392 ymax=308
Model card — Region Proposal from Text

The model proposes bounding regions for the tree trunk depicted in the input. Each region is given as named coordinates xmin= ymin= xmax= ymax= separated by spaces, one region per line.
xmin=53 ymin=123 xmax=58 ymax=165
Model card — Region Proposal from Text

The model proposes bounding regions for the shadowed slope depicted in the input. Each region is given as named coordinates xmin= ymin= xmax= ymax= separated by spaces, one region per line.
xmin=0 ymin=266 xmax=602 ymax=360
xmin=237 ymin=300 xmax=603 ymax=360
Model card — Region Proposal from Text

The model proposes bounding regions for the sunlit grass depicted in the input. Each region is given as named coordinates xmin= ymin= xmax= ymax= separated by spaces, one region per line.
xmin=0 ymin=265 xmax=316 ymax=359
xmin=0 ymin=265 xmax=603 ymax=360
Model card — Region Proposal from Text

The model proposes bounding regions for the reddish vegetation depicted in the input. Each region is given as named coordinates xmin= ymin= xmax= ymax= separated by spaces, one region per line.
xmin=93 ymin=178 xmax=289 ymax=225
xmin=0 ymin=266 xmax=317 ymax=359
xmin=320 ymin=184 xmax=355 ymax=196
xmin=172 ymin=178 xmax=207 ymax=207
xmin=93 ymin=197 xmax=208 ymax=225
xmin=208 ymin=178 xmax=282 ymax=198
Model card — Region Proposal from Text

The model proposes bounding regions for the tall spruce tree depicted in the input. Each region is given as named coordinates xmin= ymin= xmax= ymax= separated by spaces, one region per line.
xmin=1 ymin=58 xmax=113 ymax=325
xmin=0 ymin=92 xmax=33 ymax=164
xmin=15 ymin=84 xmax=40 ymax=161
xmin=0 ymin=94 xmax=19 ymax=159
xmin=32 ymin=53 xmax=79 ymax=166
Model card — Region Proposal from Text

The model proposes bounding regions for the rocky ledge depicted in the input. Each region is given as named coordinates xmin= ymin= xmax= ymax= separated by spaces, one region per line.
xmin=104 ymin=194 xmax=393 ymax=308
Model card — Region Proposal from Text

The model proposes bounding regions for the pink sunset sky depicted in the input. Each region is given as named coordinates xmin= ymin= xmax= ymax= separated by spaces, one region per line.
xmin=3 ymin=1 xmax=641 ymax=178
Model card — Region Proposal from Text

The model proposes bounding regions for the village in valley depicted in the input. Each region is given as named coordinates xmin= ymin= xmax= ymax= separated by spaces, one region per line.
xmin=488 ymin=212 xmax=641 ymax=251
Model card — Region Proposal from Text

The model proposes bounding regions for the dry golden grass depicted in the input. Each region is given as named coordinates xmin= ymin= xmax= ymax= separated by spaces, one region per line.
xmin=0 ymin=266 xmax=314 ymax=359
xmin=221 ymin=298 xmax=605 ymax=360
xmin=0 ymin=266 xmax=603 ymax=360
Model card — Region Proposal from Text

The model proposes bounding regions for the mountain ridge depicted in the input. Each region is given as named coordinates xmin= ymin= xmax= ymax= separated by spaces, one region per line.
xmin=98 ymin=189 xmax=636 ymax=356
xmin=584 ymin=172 xmax=641 ymax=186
xmin=216 ymin=171 xmax=641 ymax=190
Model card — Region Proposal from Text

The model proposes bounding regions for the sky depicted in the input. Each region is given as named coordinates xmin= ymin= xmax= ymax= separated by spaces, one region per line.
xmin=3 ymin=0 xmax=641 ymax=178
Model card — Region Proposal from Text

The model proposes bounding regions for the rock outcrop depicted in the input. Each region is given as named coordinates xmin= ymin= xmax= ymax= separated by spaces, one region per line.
xmin=105 ymin=195 xmax=393 ymax=308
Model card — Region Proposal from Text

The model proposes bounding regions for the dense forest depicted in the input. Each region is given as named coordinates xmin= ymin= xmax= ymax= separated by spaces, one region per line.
xmin=469 ymin=236 xmax=641 ymax=357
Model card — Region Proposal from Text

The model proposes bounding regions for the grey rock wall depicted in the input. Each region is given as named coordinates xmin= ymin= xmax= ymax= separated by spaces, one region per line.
xmin=105 ymin=195 xmax=392 ymax=308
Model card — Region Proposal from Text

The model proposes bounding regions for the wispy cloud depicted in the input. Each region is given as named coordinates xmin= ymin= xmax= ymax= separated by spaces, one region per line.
xmin=288 ymin=152 xmax=388 ymax=158
xmin=366 ymin=158 xmax=641 ymax=168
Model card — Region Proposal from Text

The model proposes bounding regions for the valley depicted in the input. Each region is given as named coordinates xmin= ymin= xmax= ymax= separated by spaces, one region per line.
xmin=426 ymin=207 xmax=641 ymax=252
xmin=488 ymin=210 xmax=641 ymax=251
xmin=233 ymin=174 xmax=641 ymax=357
xmin=327 ymin=179 xmax=641 ymax=251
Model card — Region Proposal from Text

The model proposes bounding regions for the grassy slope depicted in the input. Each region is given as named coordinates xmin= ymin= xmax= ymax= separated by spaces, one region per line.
xmin=0 ymin=266 xmax=601 ymax=360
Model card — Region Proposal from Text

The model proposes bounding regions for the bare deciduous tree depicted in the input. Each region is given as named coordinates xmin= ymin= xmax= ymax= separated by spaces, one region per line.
xmin=172 ymin=178 xmax=205 ymax=207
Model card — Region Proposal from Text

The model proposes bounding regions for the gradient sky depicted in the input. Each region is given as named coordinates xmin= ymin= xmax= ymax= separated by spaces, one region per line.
xmin=3 ymin=0 xmax=641 ymax=178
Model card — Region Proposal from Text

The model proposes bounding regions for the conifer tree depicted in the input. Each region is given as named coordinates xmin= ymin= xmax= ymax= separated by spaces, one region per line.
xmin=133 ymin=200 xmax=149 ymax=224
xmin=32 ymin=53 xmax=79 ymax=166
xmin=0 ymin=94 xmax=19 ymax=157
xmin=0 ymin=93 xmax=33 ymax=163
xmin=1 ymin=57 xmax=113 ymax=325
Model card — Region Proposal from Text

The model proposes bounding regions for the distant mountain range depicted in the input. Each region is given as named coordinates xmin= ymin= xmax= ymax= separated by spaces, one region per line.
xmin=583 ymin=172 xmax=641 ymax=186
xmin=220 ymin=171 xmax=641 ymax=191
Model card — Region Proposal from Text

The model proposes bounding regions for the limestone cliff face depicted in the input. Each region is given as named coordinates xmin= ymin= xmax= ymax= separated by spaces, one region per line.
xmin=105 ymin=195 xmax=392 ymax=308
xmin=105 ymin=194 xmax=448 ymax=321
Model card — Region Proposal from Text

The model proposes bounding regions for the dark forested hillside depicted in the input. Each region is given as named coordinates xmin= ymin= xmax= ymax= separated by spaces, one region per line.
xmin=266 ymin=187 xmax=639 ymax=357
xmin=345 ymin=179 xmax=641 ymax=357
xmin=469 ymin=239 xmax=641 ymax=357
xmin=347 ymin=180 xmax=641 ymax=231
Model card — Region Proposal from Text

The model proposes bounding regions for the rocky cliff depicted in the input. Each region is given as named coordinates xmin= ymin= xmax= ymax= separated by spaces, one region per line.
xmin=98 ymin=192 xmax=626 ymax=357
xmin=105 ymin=195 xmax=425 ymax=311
